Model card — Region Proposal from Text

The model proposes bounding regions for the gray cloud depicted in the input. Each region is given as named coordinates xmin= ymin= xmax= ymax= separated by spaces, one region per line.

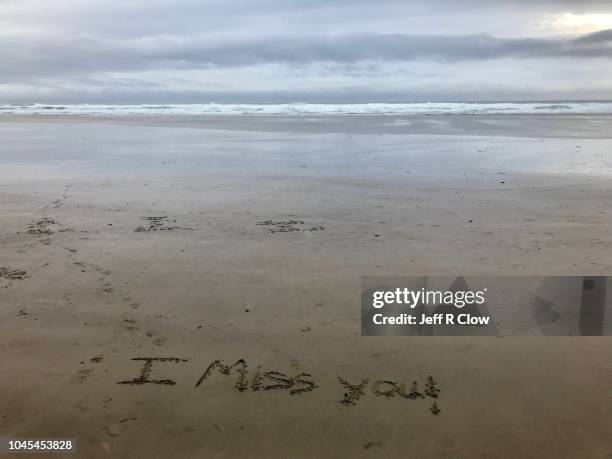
xmin=575 ymin=28 xmax=612 ymax=43
xmin=1 ymin=0 xmax=612 ymax=102
xmin=2 ymin=30 xmax=611 ymax=82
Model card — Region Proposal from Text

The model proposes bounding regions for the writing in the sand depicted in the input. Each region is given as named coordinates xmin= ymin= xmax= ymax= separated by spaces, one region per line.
xmin=117 ymin=358 xmax=442 ymax=413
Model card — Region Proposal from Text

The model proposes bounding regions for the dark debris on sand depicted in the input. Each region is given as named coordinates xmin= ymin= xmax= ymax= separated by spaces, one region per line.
xmin=0 ymin=267 xmax=28 ymax=280
xmin=256 ymin=220 xmax=324 ymax=233
xmin=26 ymin=218 xmax=56 ymax=234
xmin=134 ymin=216 xmax=179 ymax=232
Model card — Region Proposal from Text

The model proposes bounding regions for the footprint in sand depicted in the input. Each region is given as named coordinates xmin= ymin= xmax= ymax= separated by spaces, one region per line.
xmin=145 ymin=330 xmax=167 ymax=346
xmin=75 ymin=368 xmax=94 ymax=383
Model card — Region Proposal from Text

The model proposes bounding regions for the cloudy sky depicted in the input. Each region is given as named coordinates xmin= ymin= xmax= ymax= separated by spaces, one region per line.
xmin=1 ymin=0 xmax=612 ymax=103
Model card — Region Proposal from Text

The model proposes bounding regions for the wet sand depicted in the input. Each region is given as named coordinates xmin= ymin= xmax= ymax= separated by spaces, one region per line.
xmin=0 ymin=115 xmax=611 ymax=458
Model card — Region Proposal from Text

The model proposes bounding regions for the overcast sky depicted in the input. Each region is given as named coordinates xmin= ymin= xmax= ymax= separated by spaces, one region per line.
xmin=1 ymin=0 xmax=612 ymax=103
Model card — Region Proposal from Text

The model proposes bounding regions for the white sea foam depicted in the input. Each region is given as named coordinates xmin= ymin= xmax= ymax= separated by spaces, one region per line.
xmin=2 ymin=102 xmax=612 ymax=116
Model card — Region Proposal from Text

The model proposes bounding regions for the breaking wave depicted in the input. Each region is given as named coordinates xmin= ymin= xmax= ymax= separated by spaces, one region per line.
xmin=1 ymin=102 xmax=612 ymax=116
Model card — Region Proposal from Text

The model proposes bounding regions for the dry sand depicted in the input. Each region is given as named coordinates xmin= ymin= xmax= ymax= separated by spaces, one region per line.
xmin=0 ymin=115 xmax=611 ymax=458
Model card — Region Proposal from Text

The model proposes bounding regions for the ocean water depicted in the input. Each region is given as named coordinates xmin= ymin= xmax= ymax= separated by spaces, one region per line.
xmin=1 ymin=102 xmax=612 ymax=116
